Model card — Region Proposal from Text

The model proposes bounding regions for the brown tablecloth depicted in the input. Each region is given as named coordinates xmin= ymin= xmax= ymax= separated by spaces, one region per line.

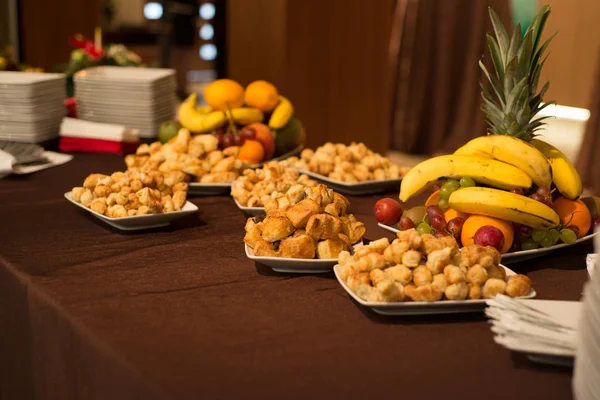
xmin=0 ymin=154 xmax=590 ymax=400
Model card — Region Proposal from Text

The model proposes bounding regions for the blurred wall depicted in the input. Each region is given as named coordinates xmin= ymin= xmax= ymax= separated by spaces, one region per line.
xmin=541 ymin=0 xmax=600 ymax=109
xmin=227 ymin=0 xmax=395 ymax=154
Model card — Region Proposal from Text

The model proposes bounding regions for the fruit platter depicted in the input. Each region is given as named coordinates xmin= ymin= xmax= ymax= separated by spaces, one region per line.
xmin=375 ymin=6 xmax=599 ymax=264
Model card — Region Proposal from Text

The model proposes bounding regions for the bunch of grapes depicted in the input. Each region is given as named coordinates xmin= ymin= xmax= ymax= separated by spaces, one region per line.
xmin=212 ymin=126 xmax=256 ymax=150
xmin=438 ymin=177 xmax=476 ymax=210
xmin=400 ymin=205 xmax=464 ymax=242
xmin=518 ymin=225 xmax=578 ymax=250
xmin=518 ymin=185 xmax=553 ymax=208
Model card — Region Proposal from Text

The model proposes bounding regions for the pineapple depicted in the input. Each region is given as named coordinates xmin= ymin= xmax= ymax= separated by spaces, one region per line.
xmin=480 ymin=5 xmax=555 ymax=141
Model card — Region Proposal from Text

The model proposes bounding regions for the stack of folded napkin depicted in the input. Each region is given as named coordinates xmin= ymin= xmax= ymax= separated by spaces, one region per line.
xmin=59 ymin=117 xmax=139 ymax=155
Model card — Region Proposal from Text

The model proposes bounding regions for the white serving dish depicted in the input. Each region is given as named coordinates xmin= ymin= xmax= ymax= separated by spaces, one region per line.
xmin=250 ymin=145 xmax=304 ymax=168
xmin=188 ymin=182 xmax=232 ymax=196
xmin=334 ymin=263 xmax=536 ymax=315
xmin=245 ymin=242 xmax=363 ymax=274
xmin=65 ymin=192 xmax=198 ymax=231
xmin=233 ymin=197 xmax=264 ymax=216
xmin=377 ymin=222 xmax=600 ymax=264
xmin=296 ymin=170 xmax=401 ymax=195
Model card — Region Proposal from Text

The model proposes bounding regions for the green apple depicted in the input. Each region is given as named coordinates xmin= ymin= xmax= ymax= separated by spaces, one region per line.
xmin=158 ymin=120 xmax=182 ymax=144
xmin=274 ymin=118 xmax=305 ymax=156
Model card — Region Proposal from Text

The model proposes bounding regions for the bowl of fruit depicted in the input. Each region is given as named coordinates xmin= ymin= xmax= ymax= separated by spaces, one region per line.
xmin=177 ymin=79 xmax=305 ymax=168
xmin=376 ymin=5 xmax=599 ymax=264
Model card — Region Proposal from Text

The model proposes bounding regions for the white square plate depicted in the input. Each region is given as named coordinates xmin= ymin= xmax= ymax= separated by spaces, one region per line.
xmin=296 ymin=170 xmax=401 ymax=195
xmin=75 ymin=66 xmax=175 ymax=84
xmin=334 ymin=264 xmax=536 ymax=315
xmin=377 ymin=223 xmax=600 ymax=264
xmin=65 ymin=192 xmax=198 ymax=231
xmin=246 ymin=242 xmax=363 ymax=274
xmin=233 ymin=197 xmax=264 ymax=216
xmin=188 ymin=182 xmax=232 ymax=196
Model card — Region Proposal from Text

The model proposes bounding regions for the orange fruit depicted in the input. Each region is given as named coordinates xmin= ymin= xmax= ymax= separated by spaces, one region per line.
xmin=553 ymin=197 xmax=592 ymax=238
xmin=461 ymin=215 xmax=514 ymax=254
xmin=204 ymin=79 xmax=245 ymax=111
xmin=246 ymin=123 xmax=275 ymax=160
xmin=425 ymin=190 xmax=440 ymax=207
xmin=444 ymin=208 xmax=469 ymax=222
xmin=238 ymin=140 xmax=265 ymax=164
xmin=244 ymin=80 xmax=279 ymax=112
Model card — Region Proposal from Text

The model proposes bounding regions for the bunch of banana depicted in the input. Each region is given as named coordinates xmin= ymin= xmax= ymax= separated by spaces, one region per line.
xmin=530 ymin=139 xmax=583 ymax=200
xmin=448 ymin=187 xmax=560 ymax=229
xmin=268 ymin=96 xmax=294 ymax=129
xmin=178 ymin=94 xmax=264 ymax=133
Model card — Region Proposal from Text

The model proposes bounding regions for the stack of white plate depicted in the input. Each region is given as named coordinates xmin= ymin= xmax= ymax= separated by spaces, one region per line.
xmin=573 ymin=227 xmax=600 ymax=400
xmin=0 ymin=71 xmax=66 ymax=143
xmin=74 ymin=66 xmax=176 ymax=139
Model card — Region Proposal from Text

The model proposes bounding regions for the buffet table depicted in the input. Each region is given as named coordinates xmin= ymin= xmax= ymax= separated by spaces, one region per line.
xmin=0 ymin=154 xmax=588 ymax=400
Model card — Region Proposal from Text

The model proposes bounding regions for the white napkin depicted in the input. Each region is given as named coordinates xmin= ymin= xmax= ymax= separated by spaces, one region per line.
xmin=0 ymin=149 xmax=72 ymax=178
xmin=60 ymin=117 xmax=139 ymax=143
xmin=587 ymin=254 xmax=596 ymax=278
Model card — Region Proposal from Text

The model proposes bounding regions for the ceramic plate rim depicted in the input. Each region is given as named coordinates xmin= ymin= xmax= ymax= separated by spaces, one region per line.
xmin=296 ymin=169 xmax=402 ymax=188
xmin=233 ymin=197 xmax=264 ymax=214
xmin=245 ymin=241 xmax=363 ymax=264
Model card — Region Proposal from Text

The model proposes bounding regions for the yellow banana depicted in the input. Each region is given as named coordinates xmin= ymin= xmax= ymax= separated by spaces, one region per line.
xmin=454 ymin=135 xmax=552 ymax=188
xmin=530 ymin=138 xmax=583 ymax=200
xmin=268 ymin=95 xmax=293 ymax=129
xmin=197 ymin=106 xmax=212 ymax=114
xmin=229 ymin=107 xmax=264 ymax=125
xmin=448 ymin=187 xmax=560 ymax=229
xmin=399 ymin=155 xmax=532 ymax=203
xmin=177 ymin=93 xmax=226 ymax=133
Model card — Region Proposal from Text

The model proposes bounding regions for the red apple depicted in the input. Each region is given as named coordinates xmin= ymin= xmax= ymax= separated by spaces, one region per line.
xmin=245 ymin=122 xmax=275 ymax=160
xmin=374 ymin=198 xmax=403 ymax=225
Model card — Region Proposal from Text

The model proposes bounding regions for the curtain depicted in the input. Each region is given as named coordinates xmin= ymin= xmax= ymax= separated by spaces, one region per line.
xmin=576 ymin=52 xmax=600 ymax=193
xmin=389 ymin=0 xmax=512 ymax=155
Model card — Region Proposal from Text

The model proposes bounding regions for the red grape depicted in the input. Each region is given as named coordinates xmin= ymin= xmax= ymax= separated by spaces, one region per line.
xmin=514 ymin=224 xmax=533 ymax=243
xmin=430 ymin=215 xmax=447 ymax=231
xmin=434 ymin=230 xmax=449 ymax=238
xmin=473 ymin=225 xmax=505 ymax=252
xmin=536 ymin=186 xmax=551 ymax=197
xmin=222 ymin=135 xmax=234 ymax=148
xmin=215 ymin=133 xmax=225 ymax=149
xmin=426 ymin=205 xmax=445 ymax=221
xmin=398 ymin=216 xmax=415 ymax=231
xmin=432 ymin=184 xmax=442 ymax=192
xmin=447 ymin=217 xmax=465 ymax=238
xmin=511 ymin=188 xmax=525 ymax=196
xmin=240 ymin=126 xmax=257 ymax=140
xmin=374 ymin=198 xmax=404 ymax=225
xmin=529 ymin=193 xmax=544 ymax=202
xmin=232 ymin=135 xmax=245 ymax=146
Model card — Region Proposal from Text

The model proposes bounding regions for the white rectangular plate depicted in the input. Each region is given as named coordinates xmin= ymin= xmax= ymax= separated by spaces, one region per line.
xmin=233 ymin=197 xmax=265 ymax=216
xmin=334 ymin=264 xmax=536 ymax=315
xmin=65 ymin=192 xmax=198 ymax=231
xmin=377 ymin=222 xmax=600 ymax=264
xmin=188 ymin=182 xmax=231 ymax=196
xmin=249 ymin=145 xmax=304 ymax=168
xmin=246 ymin=242 xmax=363 ymax=274
xmin=296 ymin=170 xmax=401 ymax=195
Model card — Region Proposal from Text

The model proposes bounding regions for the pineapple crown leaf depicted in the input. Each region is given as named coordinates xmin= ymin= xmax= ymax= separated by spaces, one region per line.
xmin=481 ymin=4 xmax=556 ymax=141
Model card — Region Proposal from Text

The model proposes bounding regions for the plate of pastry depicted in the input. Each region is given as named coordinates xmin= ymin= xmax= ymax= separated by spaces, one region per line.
xmin=334 ymin=229 xmax=536 ymax=315
xmin=244 ymin=184 xmax=367 ymax=273
xmin=66 ymin=169 xmax=197 ymax=231
xmin=124 ymin=130 xmax=249 ymax=197
xmin=231 ymin=161 xmax=318 ymax=216
xmin=281 ymin=142 xmax=410 ymax=195
xmin=378 ymin=222 xmax=600 ymax=264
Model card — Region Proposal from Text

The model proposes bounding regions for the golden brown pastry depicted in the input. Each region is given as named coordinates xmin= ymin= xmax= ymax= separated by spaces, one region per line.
xmin=466 ymin=265 xmax=488 ymax=285
xmin=505 ymin=274 xmax=532 ymax=297
xmin=395 ymin=229 xmax=423 ymax=250
xmin=401 ymin=250 xmax=422 ymax=268
xmin=432 ymin=273 xmax=448 ymax=293
xmin=385 ymin=264 xmax=412 ymax=285
xmin=468 ymin=284 xmax=482 ymax=300
xmin=443 ymin=265 xmax=465 ymax=284
xmin=278 ymin=234 xmax=315 ymax=259
xmin=316 ymin=238 xmax=346 ymax=259
xmin=426 ymin=247 xmax=453 ymax=274
xmin=354 ymin=284 xmax=384 ymax=302
xmin=260 ymin=216 xmax=295 ymax=242
xmin=354 ymin=238 xmax=390 ymax=258
xmin=413 ymin=265 xmax=433 ymax=286
xmin=253 ymin=240 xmax=277 ymax=257
xmin=284 ymin=199 xmax=321 ymax=228
xmin=405 ymin=284 xmax=443 ymax=302
xmin=383 ymin=241 xmax=410 ymax=264
xmin=346 ymin=272 xmax=371 ymax=291
xmin=243 ymin=219 xmax=264 ymax=248
xmin=483 ymin=278 xmax=507 ymax=299
xmin=457 ymin=245 xmax=501 ymax=269
xmin=340 ymin=215 xmax=367 ymax=244
xmin=324 ymin=193 xmax=350 ymax=217
xmin=420 ymin=234 xmax=459 ymax=255
xmin=375 ymin=279 xmax=405 ymax=302
xmin=487 ymin=265 xmax=507 ymax=281
xmin=306 ymin=214 xmax=343 ymax=241
xmin=369 ymin=269 xmax=389 ymax=286
xmin=445 ymin=282 xmax=469 ymax=300
xmin=351 ymin=253 xmax=386 ymax=273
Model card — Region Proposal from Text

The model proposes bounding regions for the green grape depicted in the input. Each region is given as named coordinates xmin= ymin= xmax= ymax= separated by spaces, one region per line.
xmin=560 ymin=229 xmax=577 ymax=245
xmin=438 ymin=198 xmax=449 ymax=210
xmin=443 ymin=179 xmax=460 ymax=192
xmin=459 ymin=177 xmax=476 ymax=187
xmin=540 ymin=235 xmax=554 ymax=248
xmin=417 ymin=222 xmax=432 ymax=235
xmin=439 ymin=186 xmax=453 ymax=200
xmin=521 ymin=239 xmax=539 ymax=251
xmin=531 ymin=229 xmax=548 ymax=242
xmin=548 ymin=229 xmax=560 ymax=245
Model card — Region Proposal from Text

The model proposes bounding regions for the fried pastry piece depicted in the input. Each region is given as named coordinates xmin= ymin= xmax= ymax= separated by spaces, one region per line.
xmin=285 ymin=199 xmax=321 ymax=228
xmin=324 ymin=193 xmax=350 ymax=217
xmin=305 ymin=184 xmax=334 ymax=207
xmin=505 ymin=274 xmax=532 ymax=297
xmin=457 ymin=245 xmax=501 ymax=269
xmin=487 ymin=265 xmax=507 ymax=280
xmin=355 ymin=238 xmax=390 ymax=258
xmin=383 ymin=241 xmax=410 ymax=264
xmin=351 ymin=253 xmax=386 ymax=272
xmin=443 ymin=265 xmax=465 ymax=284
xmin=346 ymin=272 xmax=371 ymax=291
xmin=369 ymin=269 xmax=389 ymax=286
xmin=375 ymin=279 xmax=404 ymax=302
xmin=395 ymin=228 xmax=422 ymax=250
xmin=71 ymin=187 xmax=85 ymax=202
xmin=466 ymin=265 xmax=488 ymax=285
xmin=340 ymin=214 xmax=366 ymax=244
xmin=426 ymin=247 xmax=453 ymax=274
xmin=468 ymin=284 xmax=482 ymax=300
xmin=279 ymin=234 xmax=315 ymax=259
xmin=354 ymin=284 xmax=384 ymax=302
xmin=261 ymin=216 xmax=295 ymax=242
xmin=401 ymin=250 xmax=422 ymax=268
xmin=405 ymin=284 xmax=443 ymax=302
xmin=420 ymin=234 xmax=459 ymax=255
xmin=286 ymin=185 xmax=307 ymax=205
xmin=90 ymin=197 xmax=107 ymax=215
xmin=306 ymin=214 xmax=342 ymax=241
xmin=253 ymin=240 xmax=277 ymax=257
xmin=445 ymin=282 xmax=469 ymax=300
xmin=316 ymin=238 xmax=346 ymax=259
xmin=432 ymin=273 xmax=448 ymax=293
xmin=243 ymin=219 xmax=264 ymax=248
xmin=386 ymin=264 xmax=412 ymax=285
xmin=483 ymin=278 xmax=507 ymax=299
xmin=413 ymin=265 xmax=433 ymax=286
